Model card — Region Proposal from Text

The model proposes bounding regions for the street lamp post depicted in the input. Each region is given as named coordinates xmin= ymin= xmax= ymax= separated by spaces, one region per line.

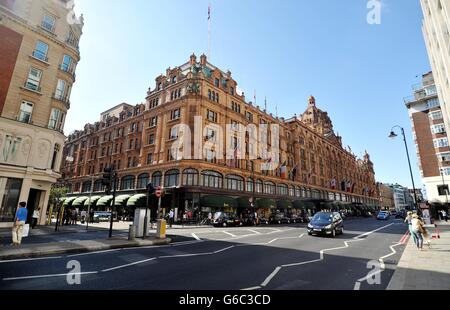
xmin=440 ymin=168 xmax=449 ymax=205
xmin=389 ymin=126 xmax=419 ymax=210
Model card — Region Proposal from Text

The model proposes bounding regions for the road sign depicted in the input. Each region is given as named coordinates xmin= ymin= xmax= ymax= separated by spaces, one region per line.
xmin=155 ymin=186 xmax=162 ymax=198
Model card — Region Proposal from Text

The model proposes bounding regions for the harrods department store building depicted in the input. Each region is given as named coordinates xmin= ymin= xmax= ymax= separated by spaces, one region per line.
xmin=61 ymin=54 xmax=379 ymax=217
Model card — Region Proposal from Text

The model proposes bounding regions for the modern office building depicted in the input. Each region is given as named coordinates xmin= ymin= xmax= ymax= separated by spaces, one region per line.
xmin=0 ymin=0 xmax=83 ymax=227
xmin=420 ymin=0 xmax=450 ymax=133
xmin=60 ymin=54 xmax=379 ymax=219
xmin=405 ymin=71 xmax=450 ymax=203
xmin=388 ymin=184 xmax=414 ymax=211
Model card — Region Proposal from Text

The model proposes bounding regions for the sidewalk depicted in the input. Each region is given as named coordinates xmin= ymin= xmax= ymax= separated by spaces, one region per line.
xmin=0 ymin=236 xmax=171 ymax=260
xmin=387 ymin=221 xmax=450 ymax=290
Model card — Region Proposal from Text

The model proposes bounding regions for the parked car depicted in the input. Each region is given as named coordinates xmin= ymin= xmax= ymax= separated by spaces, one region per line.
xmin=396 ymin=210 xmax=406 ymax=219
xmin=257 ymin=217 xmax=269 ymax=225
xmin=307 ymin=212 xmax=344 ymax=238
xmin=213 ymin=213 xmax=242 ymax=227
xmin=377 ymin=211 xmax=390 ymax=220
xmin=269 ymin=213 xmax=291 ymax=224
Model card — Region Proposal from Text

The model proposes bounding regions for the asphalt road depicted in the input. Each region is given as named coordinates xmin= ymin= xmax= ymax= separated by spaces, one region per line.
xmin=0 ymin=218 xmax=409 ymax=290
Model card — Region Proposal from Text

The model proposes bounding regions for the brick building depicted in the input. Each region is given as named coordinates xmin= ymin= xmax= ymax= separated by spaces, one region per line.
xmin=61 ymin=54 xmax=378 ymax=220
xmin=0 ymin=0 xmax=83 ymax=227
xmin=405 ymin=71 xmax=450 ymax=204
xmin=376 ymin=182 xmax=395 ymax=210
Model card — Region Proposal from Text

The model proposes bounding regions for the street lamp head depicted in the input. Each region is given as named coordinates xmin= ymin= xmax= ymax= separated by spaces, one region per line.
xmin=388 ymin=131 xmax=398 ymax=139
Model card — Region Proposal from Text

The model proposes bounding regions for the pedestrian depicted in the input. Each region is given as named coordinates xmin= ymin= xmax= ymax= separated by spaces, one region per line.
xmin=71 ymin=209 xmax=78 ymax=225
xmin=404 ymin=211 xmax=417 ymax=244
xmin=169 ymin=209 xmax=174 ymax=228
xmin=89 ymin=209 xmax=95 ymax=223
xmin=411 ymin=214 xmax=425 ymax=251
xmin=65 ymin=208 xmax=71 ymax=225
xmin=31 ymin=207 xmax=40 ymax=229
xmin=442 ymin=210 xmax=448 ymax=222
xmin=80 ymin=209 xmax=87 ymax=224
xmin=12 ymin=202 xmax=28 ymax=246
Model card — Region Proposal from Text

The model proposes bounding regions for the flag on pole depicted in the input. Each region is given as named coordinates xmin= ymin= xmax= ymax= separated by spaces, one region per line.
xmin=331 ymin=177 xmax=336 ymax=190
xmin=280 ymin=161 xmax=287 ymax=179
xmin=346 ymin=180 xmax=352 ymax=192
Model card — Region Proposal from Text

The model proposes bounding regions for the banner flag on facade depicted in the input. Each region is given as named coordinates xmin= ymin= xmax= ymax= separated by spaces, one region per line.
xmin=331 ymin=177 xmax=336 ymax=190
xmin=280 ymin=161 xmax=287 ymax=179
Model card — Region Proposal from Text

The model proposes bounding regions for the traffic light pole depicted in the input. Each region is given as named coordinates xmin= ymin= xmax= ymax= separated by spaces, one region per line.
xmin=109 ymin=170 xmax=117 ymax=238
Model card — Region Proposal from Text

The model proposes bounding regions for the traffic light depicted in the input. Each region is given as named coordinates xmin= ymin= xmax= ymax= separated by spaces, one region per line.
xmin=102 ymin=167 xmax=113 ymax=195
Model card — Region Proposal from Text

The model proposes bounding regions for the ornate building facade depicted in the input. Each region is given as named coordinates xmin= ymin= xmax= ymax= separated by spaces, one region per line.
xmin=0 ymin=0 xmax=83 ymax=227
xmin=61 ymin=54 xmax=378 ymax=219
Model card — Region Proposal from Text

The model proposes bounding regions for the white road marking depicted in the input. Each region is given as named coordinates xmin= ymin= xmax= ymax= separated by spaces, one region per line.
xmin=214 ymin=245 xmax=235 ymax=254
xmin=0 ymin=256 xmax=62 ymax=263
xmin=67 ymin=249 xmax=120 ymax=257
xmin=222 ymin=231 xmax=237 ymax=238
xmin=353 ymin=242 xmax=404 ymax=290
xmin=247 ymin=229 xmax=261 ymax=235
xmin=241 ymin=286 xmax=262 ymax=291
xmin=101 ymin=257 xmax=157 ymax=272
xmin=248 ymin=222 xmax=396 ymax=290
xmin=3 ymin=271 xmax=98 ymax=281
xmin=191 ymin=233 xmax=201 ymax=240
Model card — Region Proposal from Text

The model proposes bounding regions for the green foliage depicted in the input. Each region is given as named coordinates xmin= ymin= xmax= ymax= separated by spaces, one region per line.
xmin=49 ymin=186 xmax=68 ymax=205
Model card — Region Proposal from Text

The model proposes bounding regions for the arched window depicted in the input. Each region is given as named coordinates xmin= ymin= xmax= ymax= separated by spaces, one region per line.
xmin=152 ymin=171 xmax=162 ymax=187
xmin=137 ymin=173 xmax=149 ymax=189
xmin=82 ymin=181 xmax=91 ymax=193
xmin=183 ymin=168 xmax=199 ymax=186
xmin=94 ymin=180 xmax=104 ymax=192
xmin=164 ymin=169 xmax=180 ymax=187
xmin=278 ymin=184 xmax=288 ymax=196
xmin=246 ymin=178 xmax=254 ymax=192
xmin=121 ymin=175 xmax=135 ymax=190
xmin=289 ymin=186 xmax=295 ymax=197
xmin=264 ymin=181 xmax=276 ymax=195
xmin=295 ymin=186 xmax=301 ymax=197
xmin=226 ymin=175 xmax=244 ymax=191
xmin=201 ymin=170 xmax=223 ymax=188
xmin=256 ymin=179 xmax=263 ymax=193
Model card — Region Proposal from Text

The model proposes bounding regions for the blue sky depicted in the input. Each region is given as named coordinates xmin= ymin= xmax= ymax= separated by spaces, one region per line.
xmin=70 ymin=0 xmax=429 ymax=191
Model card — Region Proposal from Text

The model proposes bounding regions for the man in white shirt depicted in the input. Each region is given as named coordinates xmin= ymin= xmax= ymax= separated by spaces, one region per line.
xmin=32 ymin=208 xmax=40 ymax=229
xmin=169 ymin=209 xmax=174 ymax=228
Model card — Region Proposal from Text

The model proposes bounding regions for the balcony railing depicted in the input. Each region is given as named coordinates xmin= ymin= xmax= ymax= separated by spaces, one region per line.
xmin=52 ymin=93 xmax=71 ymax=109
xmin=31 ymin=50 xmax=48 ymax=62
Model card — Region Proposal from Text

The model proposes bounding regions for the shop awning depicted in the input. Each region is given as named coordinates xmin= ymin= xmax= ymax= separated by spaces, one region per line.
xmin=62 ymin=197 xmax=77 ymax=207
xmin=114 ymin=195 xmax=131 ymax=206
xmin=277 ymin=200 xmax=292 ymax=209
xmin=200 ymin=195 xmax=238 ymax=209
xmin=237 ymin=197 xmax=252 ymax=209
xmin=72 ymin=196 xmax=89 ymax=207
xmin=255 ymin=199 xmax=277 ymax=209
xmin=83 ymin=196 xmax=102 ymax=207
xmin=127 ymin=194 xmax=147 ymax=208
xmin=96 ymin=195 xmax=114 ymax=207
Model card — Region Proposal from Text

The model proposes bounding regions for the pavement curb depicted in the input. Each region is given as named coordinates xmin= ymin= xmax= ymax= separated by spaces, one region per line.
xmin=0 ymin=237 xmax=171 ymax=260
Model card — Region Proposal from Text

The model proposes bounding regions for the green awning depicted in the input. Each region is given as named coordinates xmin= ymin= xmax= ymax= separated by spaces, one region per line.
xmin=127 ymin=194 xmax=147 ymax=208
xmin=255 ymin=198 xmax=277 ymax=209
xmin=277 ymin=200 xmax=292 ymax=209
xmin=200 ymin=195 xmax=238 ymax=209
xmin=83 ymin=196 xmax=102 ymax=207
xmin=114 ymin=195 xmax=131 ymax=206
xmin=72 ymin=196 xmax=89 ymax=207
xmin=62 ymin=197 xmax=77 ymax=207
xmin=237 ymin=197 xmax=252 ymax=209
xmin=96 ymin=195 xmax=114 ymax=207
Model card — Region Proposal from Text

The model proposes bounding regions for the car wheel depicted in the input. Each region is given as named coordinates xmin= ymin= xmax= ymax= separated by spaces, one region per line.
xmin=308 ymin=232 xmax=312 ymax=236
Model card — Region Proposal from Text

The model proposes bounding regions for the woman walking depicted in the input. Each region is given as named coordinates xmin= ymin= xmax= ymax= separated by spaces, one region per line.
xmin=411 ymin=214 xmax=425 ymax=251
xmin=405 ymin=211 xmax=417 ymax=244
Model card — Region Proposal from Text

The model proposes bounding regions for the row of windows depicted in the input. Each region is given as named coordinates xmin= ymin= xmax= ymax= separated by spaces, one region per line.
xmin=208 ymin=89 xmax=220 ymax=103
xmin=18 ymin=100 xmax=65 ymax=131
xmin=149 ymin=97 xmax=160 ymax=109
xmin=39 ymin=12 xmax=80 ymax=48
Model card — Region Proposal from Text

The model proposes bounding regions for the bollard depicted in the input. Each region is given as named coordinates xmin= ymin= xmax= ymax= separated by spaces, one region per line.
xmin=128 ymin=224 xmax=136 ymax=241
xmin=156 ymin=219 xmax=167 ymax=239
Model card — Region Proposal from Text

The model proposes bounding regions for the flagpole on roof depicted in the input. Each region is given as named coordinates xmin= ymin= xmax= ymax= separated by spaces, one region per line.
xmin=208 ymin=1 xmax=212 ymax=60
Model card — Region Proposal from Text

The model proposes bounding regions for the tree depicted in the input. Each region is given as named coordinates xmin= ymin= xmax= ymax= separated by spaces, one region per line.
xmin=49 ymin=186 xmax=68 ymax=206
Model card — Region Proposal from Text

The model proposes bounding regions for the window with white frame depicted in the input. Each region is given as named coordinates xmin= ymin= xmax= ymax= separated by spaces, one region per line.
xmin=207 ymin=110 xmax=217 ymax=122
xmin=429 ymin=110 xmax=443 ymax=120
xmin=18 ymin=101 xmax=33 ymax=123
xmin=206 ymin=128 xmax=216 ymax=141
xmin=55 ymin=79 xmax=66 ymax=99
xmin=431 ymin=123 xmax=446 ymax=134
xmin=33 ymin=41 xmax=48 ymax=61
xmin=41 ymin=14 xmax=55 ymax=32
xmin=26 ymin=67 xmax=42 ymax=91
xmin=439 ymin=152 xmax=450 ymax=162
xmin=61 ymin=55 xmax=73 ymax=73
xmin=171 ymin=108 xmax=180 ymax=120
xmin=48 ymin=108 xmax=65 ymax=131
xmin=149 ymin=116 xmax=157 ymax=128
xmin=434 ymin=138 xmax=449 ymax=148
xmin=169 ymin=127 xmax=178 ymax=140
xmin=427 ymin=98 xmax=440 ymax=109
xmin=425 ymin=85 xmax=437 ymax=96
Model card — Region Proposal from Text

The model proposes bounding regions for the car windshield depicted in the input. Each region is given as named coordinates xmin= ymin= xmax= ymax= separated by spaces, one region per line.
xmin=311 ymin=213 xmax=332 ymax=223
